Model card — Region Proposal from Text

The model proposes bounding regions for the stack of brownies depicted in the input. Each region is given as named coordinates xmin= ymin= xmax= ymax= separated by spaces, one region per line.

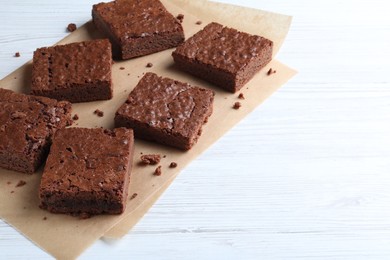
xmin=0 ymin=0 xmax=273 ymax=217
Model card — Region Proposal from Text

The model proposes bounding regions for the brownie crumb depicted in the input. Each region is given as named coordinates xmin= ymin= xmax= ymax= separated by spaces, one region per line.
xmin=43 ymin=217 xmax=47 ymax=221
xmin=130 ymin=193 xmax=138 ymax=200
xmin=267 ymin=68 xmax=276 ymax=75
xmin=176 ymin=14 xmax=184 ymax=23
xmin=16 ymin=180 xmax=26 ymax=187
xmin=72 ymin=114 xmax=79 ymax=121
xmin=10 ymin=191 xmax=14 ymax=194
xmin=163 ymin=155 xmax=166 ymax=158
xmin=233 ymin=102 xmax=242 ymax=110
xmin=146 ymin=62 xmax=153 ymax=68
xmin=93 ymin=109 xmax=104 ymax=117
xmin=196 ymin=21 xmax=202 ymax=25
xmin=154 ymin=166 xmax=162 ymax=176
xmin=238 ymin=93 xmax=245 ymax=99
xmin=67 ymin=23 xmax=77 ymax=32
xmin=14 ymin=52 xmax=20 ymax=57
xmin=169 ymin=162 xmax=177 ymax=168
xmin=7 ymin=181 xmax=11 ymax=185
xmin=141 ymin=154 xmax=161 ymax=165
xmin=119 ymin=67 xmax=125 ymax=70
xmin=127 ymin=73 xmax=130 ymax=76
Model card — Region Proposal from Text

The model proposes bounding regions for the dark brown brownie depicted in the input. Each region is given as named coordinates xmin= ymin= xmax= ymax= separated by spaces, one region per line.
xmin=0 ymin=88 xmax=72 ymax=173
xmin=39 ymin=127 xmax=134 ymax=216
xmin=31 ymin=39 xmax=113 ymax=103
xmin=115 ymin=72 xmax=214 ymax=150
xmin=92 ymin=0 xmax=185 ymax=60
xmin=172 ymin=22 xmax=273 ymax=93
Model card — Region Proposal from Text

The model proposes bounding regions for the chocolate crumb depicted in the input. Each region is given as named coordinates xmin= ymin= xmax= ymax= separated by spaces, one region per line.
xmin=67 ymin=23 xmax=77 ymax=32
xmin=267 ymin=68 xmax=276 ymax=75
xmin=14 ymin=52 xmax=20 ymax=57
xmin=127 ymin=73 xmax=130 ymax=76
xmin=23 ymin=207 xmax=26 ymax=210
xmin=238 ymin=93 xmax=245 ymax=99
xmin=7 ymin=181 xmax=11 ymax=185
xmin=43 ymin=217 xmax=47 ymax=221
xmin=11 ymin=191 xmax=14 ymax=193
xmin=93 ymin=109 xmax=104 ymax=117
xmin=154 ymin=166 xmax=162 ymax=176
xmin=146 ymin=62 xmax=153 ymax=68
xmin=141 ymin=154 xmax=161 ymax=165
xmin=176 ymin=14 xmax=184 ymax=23
xmin=233 ymin=102 xmax=242 ymax=110
xmin=169 ymin=162 xmax=178 ymax=168
xmin=196 ymin=21 xmax=202 ymax=25
xmin=130 ymin=193 xmax=138 ymax=200
xmin=119 ymin=67 xmax=125 ymax=70
xmin=163 ymin=155 xmax=166 ymax=158
xmin=16 ymin=180 xmax=26 ymax=187
xmin=72 ymin=114 xmax=79 ymax=121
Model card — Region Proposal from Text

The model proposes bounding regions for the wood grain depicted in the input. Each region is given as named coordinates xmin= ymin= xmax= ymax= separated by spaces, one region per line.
xmin=1 ymin=0 xmax=390 ymax=259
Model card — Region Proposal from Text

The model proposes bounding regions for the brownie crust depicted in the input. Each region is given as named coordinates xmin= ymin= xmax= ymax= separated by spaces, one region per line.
xmin=115 ymin=72 xmax=214 ymax=150
xmin=172 ymin=22 xmax=273 ymax=93
xmin=0 ymin=88 xmax=72 ymax=174
xmin=31 ymin=39 xmax=113 ymax=103
xmin=92 ymin=0 xmax=185 ymax=60
xmin=39 ymin=127 xmax=134 ymax=216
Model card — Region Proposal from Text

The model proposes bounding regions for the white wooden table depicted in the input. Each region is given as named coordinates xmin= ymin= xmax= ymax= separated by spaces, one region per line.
xmin=1 ymin=0 xmax=390 ymax=259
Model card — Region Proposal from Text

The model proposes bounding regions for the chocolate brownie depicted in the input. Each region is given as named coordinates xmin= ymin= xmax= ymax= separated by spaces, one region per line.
xmin=92 ymin=0 xmax=185 ymax=60
xmin=115 ymin=72 xmax=214 ymax=150
xmin=31 ymin=39 xmax=113 ymax=103
xmin=39 ymin=127 xmax=134 ymax=216
xmin=172 ymin=22 xmax=273 ymax=93
xmin=0 ymin=88 xmax=72 ymax=173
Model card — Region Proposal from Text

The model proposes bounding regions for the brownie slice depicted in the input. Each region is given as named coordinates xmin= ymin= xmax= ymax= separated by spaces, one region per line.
xmin=172 ymin=22 xmax=273 ymax=93
xmin=92 ymin=0 xmax=185 ymax=60
xmin=115 ymin=72 xmax=214 ymax=150
xmin=31 ymin=39 xmax=113 ymax=103
xmin=0 ymin=88 xmax=72 ymax=174
xmin=39 ymin=127 xmax=134 ymax=216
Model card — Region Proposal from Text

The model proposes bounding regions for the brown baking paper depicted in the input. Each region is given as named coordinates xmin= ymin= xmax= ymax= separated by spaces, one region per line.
xmin=0 ymin=0 xmax=295 ymax=259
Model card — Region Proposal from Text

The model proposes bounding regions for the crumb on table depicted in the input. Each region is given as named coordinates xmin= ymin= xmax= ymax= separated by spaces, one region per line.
xmin=233 ymin=102 xmax=242 ymax=110
xmin=93 ymin=109 xmax=104 ymax=117
xmin=67 ymin=23 xmax=77 ymax=32
xmin=14 ymin=52 xmax=20 ymax=57
xmin=141 ymin=154 xmax=161 ymax=165
xmin=154 ymin=166 xmax=162 ymax=176
xmin=267 ymin=68 xmax=277 ymax=75
xmin=16 ymin=180 xmax=26 ymax=187
xmin=169 ymin=162 xmax=178 ymax=168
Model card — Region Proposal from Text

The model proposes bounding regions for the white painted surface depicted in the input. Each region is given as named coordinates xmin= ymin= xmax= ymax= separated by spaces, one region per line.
xmin=1 ymin=0 xmax=390 ymax=259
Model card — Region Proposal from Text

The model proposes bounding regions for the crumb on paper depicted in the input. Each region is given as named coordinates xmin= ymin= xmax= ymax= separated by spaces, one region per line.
xmin=267 ymin=68 xmax=276 ymax=75
xmin=93 ymin=109 xmax=104 ymax=117
xmin=67 ymin=23 xmax=77 ymax=32
xmin=233 ymin=102 xmax=241 ymax=110
xmin=14 ymin=52 xmax=20 ymax=57
xmin=176 ymin=14 xmax=184 ymax=23
xmin=7 ymin=181 xmax=11 ymax=185
xmin=154 ymin=166 xmax=162 ymax=176
xmin=238 ymin=93 xmax=245 ymax=99
xmin=119 ymin=67 xmax=125 ymax=70
xmin=141 ymin=154 xmax=161 ymax=165
xmin=169 ymin=162 xmax=177 ymax=168
xmin=127 ymin=73 xmax=130 ymax=76
xmin=43 ymin=217 xmax=47 ymax=221
xmin=146 ymin=62 xmax=153 ymax=68
xmin=16 ymin=180 xmax=26 ymax=187
xmin=130 ymin=193 xmax=138 ymax=200
xmin=10 ymin=191 xmax=14 ymax=194
xmin=196 ymin=21 xmax=202 ymax=25
xmin=72 ymin=114 xmax=79 ymax=121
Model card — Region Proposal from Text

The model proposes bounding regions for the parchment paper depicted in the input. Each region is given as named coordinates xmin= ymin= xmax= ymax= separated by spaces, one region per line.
xmin=0 ymin=1 xmax=295 ymax=259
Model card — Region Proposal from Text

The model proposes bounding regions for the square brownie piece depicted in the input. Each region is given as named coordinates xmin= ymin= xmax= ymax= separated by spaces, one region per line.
xmin=172 ymin=22 xmax=273 ymax=93
xmin=31 ymin=39 xmax=113 ymax=103
xmin=115 ymin=72 xmax=214 ymax=150
xmin=92 ymin=0 xmax=185 ymax=60
xmin=39 ymin=127 xmax=134 ymax=216
xmin=0 ymin=88 xmax=72 ymax=173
